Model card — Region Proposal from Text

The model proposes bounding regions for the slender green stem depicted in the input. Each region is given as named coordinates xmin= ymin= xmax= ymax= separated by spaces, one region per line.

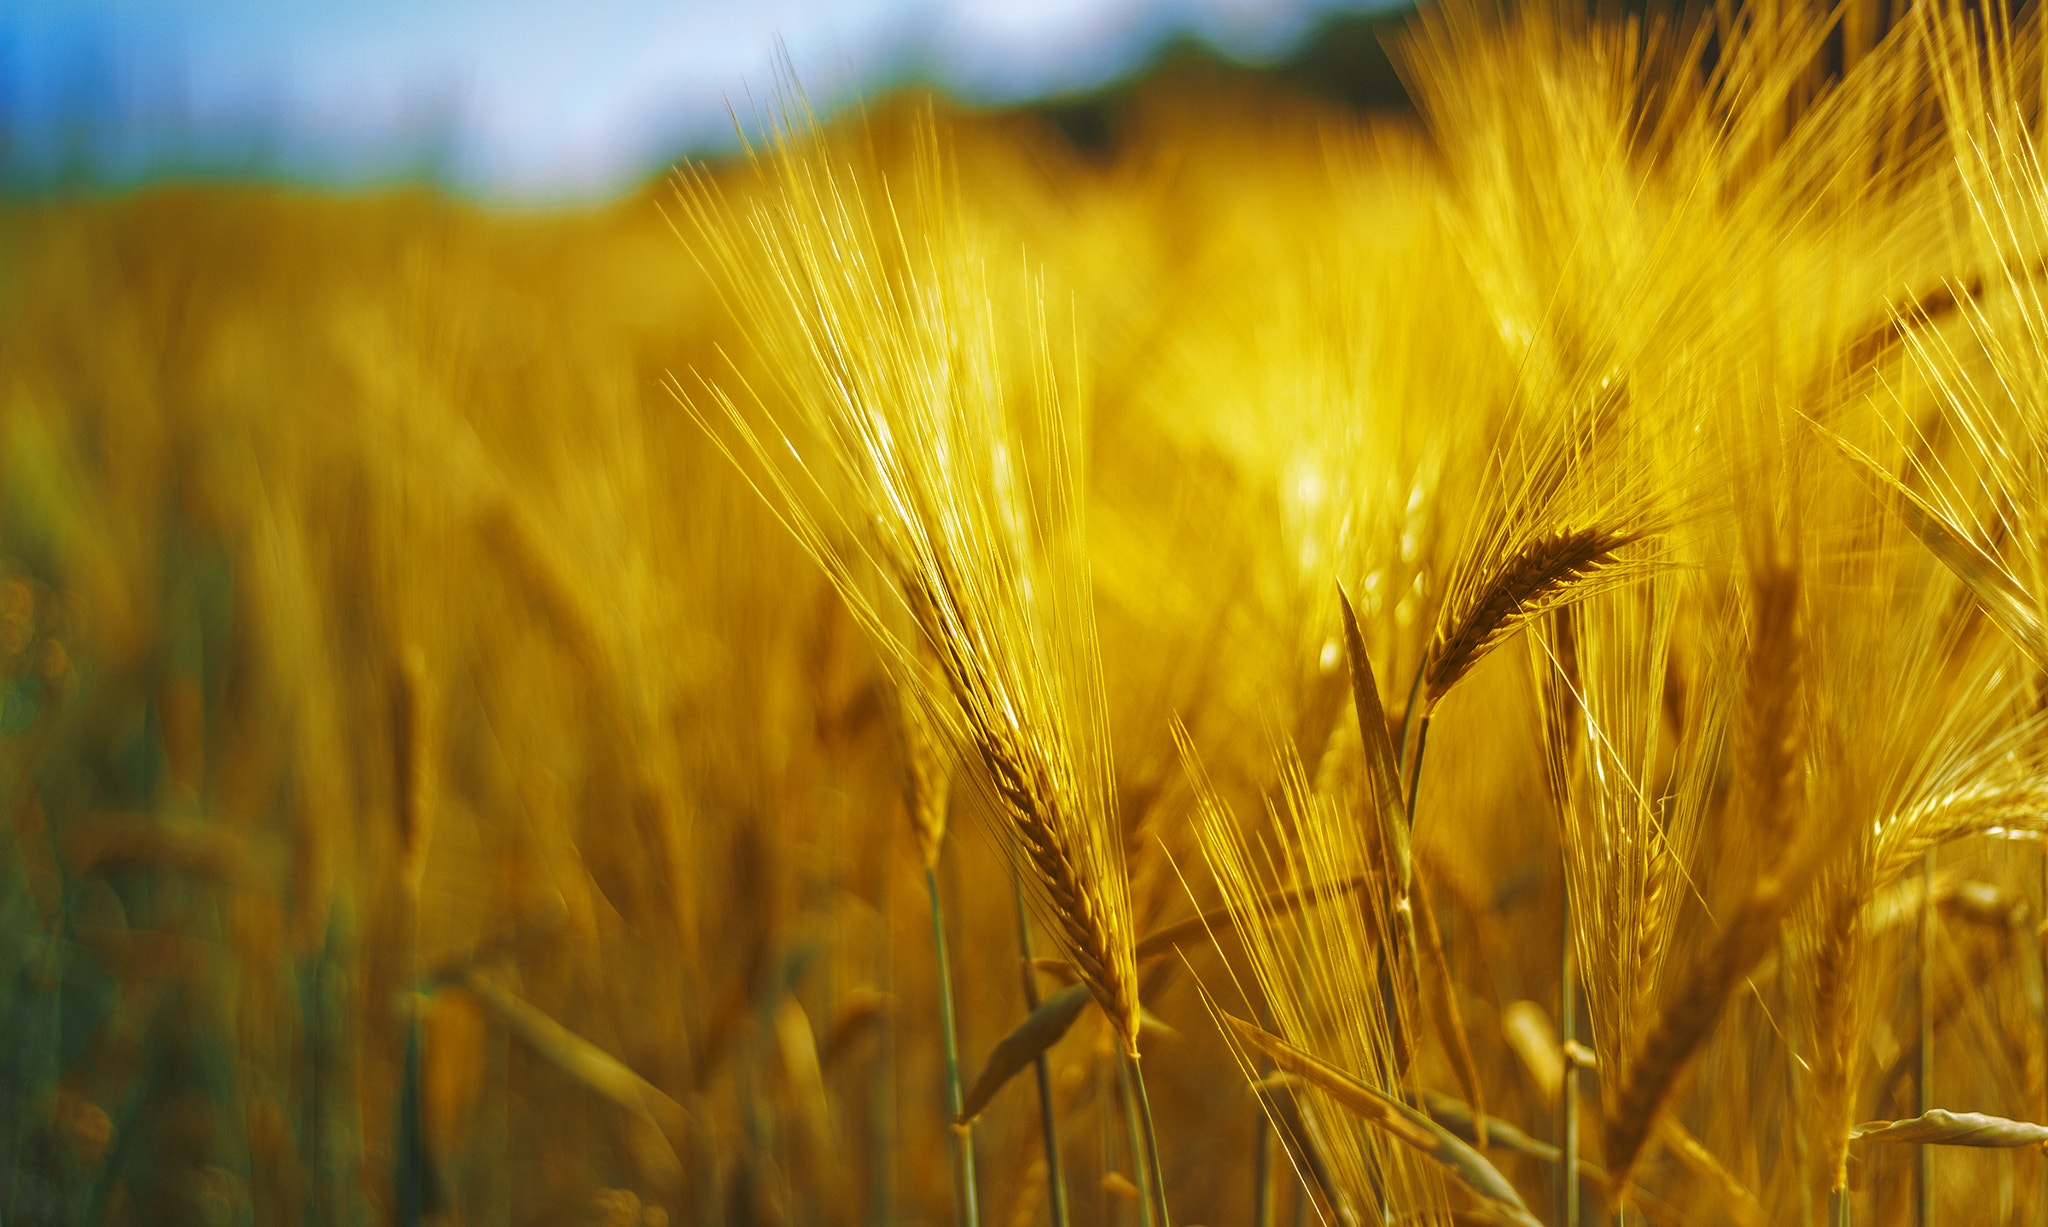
xmin=1122 ymin=1051 xmax=1172 ymax=1227
xmin=1398 ymin=658 xmax=1427 ymax=773
xmin=1405 ymin=714 xmax=1432 ymax=832
xmin=399 ymin=876 xmax=426 ymax=1227
xmin=1010 ymin=856 xmax=1070 ymax=1227
xmin=1830 ymin=1185 xmax=1851 ymax=1227
xmin=1397 ymin=709 xmax=1432 ymax=1082
xmin=397 ymin=1010 xmax=427 ymax=1227
xmin=1102 ymin=1054 xmax=1121 ymax=1227
xmin=927 ymin=867 xmax=981 ymax=1227
xmin=1132 ymin=1054 xmax=1172 ymax=1227
xmin=1251 ymin=1064 xmax=1273 ymax=1227
xmin=1115 ymin=1052 xmax=1153 ymax=1227
xmin=1561 ymin=894 xmax=1580 ymax=1227
xmin=871 ymin=859 xmax=897 ymax=1227
xmin=1780 ymin=933 xmax=1813 ymax=1227
xmin=1917 ymin=847 xmax=1935 ymax=1227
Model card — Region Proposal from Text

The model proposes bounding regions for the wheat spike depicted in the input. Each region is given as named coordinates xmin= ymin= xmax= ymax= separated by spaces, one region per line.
xmin=1426 ymin=525 xmax=1646 ymax=706
xmin=670 ymin=91 xmax=1141 ymax=1051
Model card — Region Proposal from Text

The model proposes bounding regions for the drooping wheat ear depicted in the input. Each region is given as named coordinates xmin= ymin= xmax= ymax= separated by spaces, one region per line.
xmin=970 ymin=708 xmax=1138 ymax=1050
xmin=669 ymin=90 xmax=1139 ymax=1052
xmin=893 ymin=563 xmax=1139 ymax=1052
xmin=1426 ymin=525 xmax=1646 ymax=707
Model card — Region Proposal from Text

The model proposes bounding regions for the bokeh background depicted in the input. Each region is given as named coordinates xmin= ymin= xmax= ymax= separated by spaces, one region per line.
xmin=11 ymin=2 xmax=2039 ymax=1227
xmin=0 ymin=0 xmax=1413 ymax=199
xmin=0 ymin=5 xmax=1447 ymax=1227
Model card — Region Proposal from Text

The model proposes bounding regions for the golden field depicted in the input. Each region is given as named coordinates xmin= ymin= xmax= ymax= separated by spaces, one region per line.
xmin=4 ymin=2 xmax=2048 ymax=1224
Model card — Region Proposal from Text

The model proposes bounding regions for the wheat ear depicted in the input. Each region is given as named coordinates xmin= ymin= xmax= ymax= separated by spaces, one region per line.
xmin=672 ymin=95 xmax=1142 ymax=1053
xmin=1424 ymin=526 xmax=1646 ymax=708
xmin=967 ymin=719 xmax=1140 ymax=1053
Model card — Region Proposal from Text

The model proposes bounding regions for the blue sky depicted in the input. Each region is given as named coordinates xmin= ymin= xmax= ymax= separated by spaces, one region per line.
xmin=0 ymin=0 xmax=1407 ymax=201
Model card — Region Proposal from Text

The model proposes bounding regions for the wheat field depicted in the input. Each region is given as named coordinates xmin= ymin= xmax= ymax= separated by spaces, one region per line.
xmin=4 ymin=1 xmax=2048 ymax=1224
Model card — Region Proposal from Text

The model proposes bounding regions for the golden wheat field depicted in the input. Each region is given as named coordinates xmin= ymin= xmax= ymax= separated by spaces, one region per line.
xmin=12 ymin=0 xmax=2048 ymax=1224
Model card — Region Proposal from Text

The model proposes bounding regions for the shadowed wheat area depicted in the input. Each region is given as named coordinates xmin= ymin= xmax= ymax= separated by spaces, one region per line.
xmin=11 ymin=1 xmax=2048 ymax=1224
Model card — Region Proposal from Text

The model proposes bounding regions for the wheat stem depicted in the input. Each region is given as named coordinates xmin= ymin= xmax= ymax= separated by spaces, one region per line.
xmin=1562 ymin=897 xmax=1581 ymax=1227
xmin=1918 ymin=847 xmax=1936 ymax=1227
xmin=1406 ymin=715 xmax=1432 ymax=834
xmin=397 ymin=1010 xmax=426 ymax=1227
xmin=394 ymin=650 xmax=430 ymax=1227
xmin=1100 ymin=1053 xmax=1121 ymax=1227
xmin=1781 ymin=933 xmax=1813 ymax=1227
xmin=1399 ymin=657 xmax=1427 ymax=773
xmin=1402 ymin=709 xmax=1433 ymax=1086
xmin=873 ymin=863 xmax=897 ymax=1227
xmin=1125 ymin=1052 xmax=1172 ymax=1227
xmin=1252 ymin=1073 xmax=1274 ymax=1227
xmin=1011 ymin=854 xmax=1071 ymax=1227
xmin=1116 ymin=1049 xmax=1151 ymax=1227
xmin=928 ymin=866 xmax=982 ymax=1227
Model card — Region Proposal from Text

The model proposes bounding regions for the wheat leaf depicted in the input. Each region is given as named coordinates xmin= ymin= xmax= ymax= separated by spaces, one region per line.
xmin=1852 ymin=1109 xmax=2048 ymax=1147
xmin=1138 ymin=1008 xmax=1179 ymax=1042
xmin=1338 ymin=582 xmax=1411 ymax=894
xmin=461 ymin=971 xmax=691 ymax=1182
xmin=1656 ymin=1117 xmax=1768 ymax=1227
xmin=1223 ymin=1013 xmax=1541 ymax=1226
xmin=1028 ymin=956 xmax=1080 ymax=984
xmin=1421 ymin=1090 xmax=1563 ymax=1164
xmin=956 ymin=983 xmax=1092 ymax=1124
xmin=1254 ymin=1074 xmax=1346 ymax=1219
xmin=1414 ymin=1091 xmax=1695 ymax=1227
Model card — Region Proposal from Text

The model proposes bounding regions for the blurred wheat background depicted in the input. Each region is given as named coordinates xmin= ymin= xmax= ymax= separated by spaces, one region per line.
xmin=7 ymin=0 xmax=2048 ymax=1224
